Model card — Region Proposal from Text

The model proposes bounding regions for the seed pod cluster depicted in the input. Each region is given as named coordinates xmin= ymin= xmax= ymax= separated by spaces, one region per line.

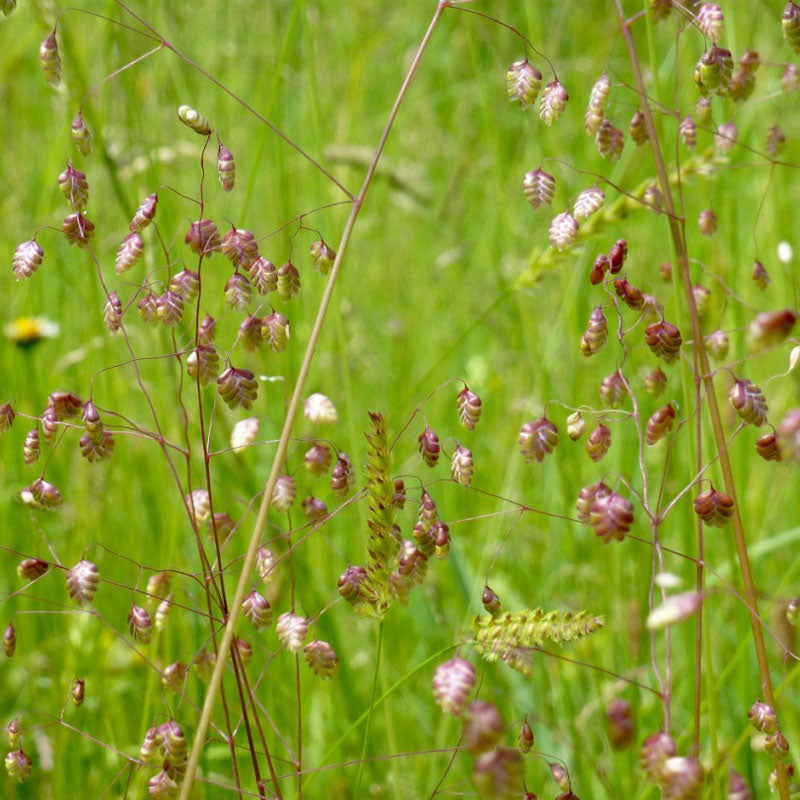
xmin=600 ymin=370 xmax=627 ymax=408
xmin=613 ymin=277 xmax=644 ymax=309
xmin=697 ymin=3 xmax=724 ymax=39
xmin=62 ymin=213 xmax=95 ymax=247
xmin=451 ymin=445 xmax=473 ymax=486
xmin=66 ymin=559 xmax=99 ymax=605
xmin=276 ymin=612 xmax=308 ymax=653
xmin=217 ymin=143 xmax=235 ymax=191
xmin=729 ymin=378 xmax=767 ymax=426
xmin=418 ymin=425 xmax=440 ymax=467
xmin=645 ymin=320 xmax=682 ymax=362
xmin=12 ymin=240 xmax=44 ymax=281
xmin=115 ymin=232 xmax=143 ymax=275
xmin=540 ymin=80 xmax=569 ymax=125
xmin=277 ymin=261 xmax=301 ymax=300
xmin=71 ymin=112 xmax=93 ymax=157
xmin=304 ymin=640 xmax=338 ymax=679
xmin=250 ymin=256 xmax=278 ymax=294
xmin=586 ymin=424 xmax=611 ymax=462
xmin=310 ymin=240 xmax=336 ymax=275
xmin=549 ymin=212 xmax=579 ymax=251
xmin=507 ymin=60 xmax=542 ymax=108
xmin=39 ymin=31 xmax=61 ymax=86
xmin=580 ymin=306 xmax=608 ymax=357
xmin=217 ymin=367 xmax=258 ymax=410
xmin=646 ymin=404 xmax=676 ymax=446
xmin=523 ymin=167 xmax=555 ymax=210
xmin=331 ymin=452 xmax=355 ymax=498
xmin=695 ymin=46 xmax=732 ymax=94
xmin=573 ymin=185 xmax=605 ymax=220
xmin=58 ymin=162 xmax=89 ymax=211
xmin=693 ymin=487 xmax=734 ymax=527
xmin=271 ymin=475 xmax=296 ymax=511
xmin=433 ymin=656 xmax=475 ymax=716
xmin=186 ymin=345 xmax=220 ymax=386
xmin=519 ymin=417 xmax=558 ymax=463
xmin=596 ymin=119 xmax=624 ymax=161
xmin=589 ymin=490 xmax=634 ymax=543
xmin=263 ymin=312 xmax=290 ymax=351
xmin=456 ymin=386 xmax=482 ymax=430
xmin=130 ymin=194 xmax=158 ymax=232
xmin=242 ymin=590 xmax=272 ymax=630
xmin=224 ymin=272 xmax=253 ymax=311
xmin=585 ymin=72 xmax=610 ymax=136
xmin=185 ymin=219 xmax=221 ymax=256
xmin=576 ymin=481 xmax=611 ymax=523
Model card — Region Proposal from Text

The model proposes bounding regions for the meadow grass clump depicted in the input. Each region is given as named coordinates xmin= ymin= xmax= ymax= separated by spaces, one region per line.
xmin=2 ymin=1 xmax=800 ymax=798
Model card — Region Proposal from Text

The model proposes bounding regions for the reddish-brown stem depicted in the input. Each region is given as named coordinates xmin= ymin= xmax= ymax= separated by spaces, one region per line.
xmin=614 ymin=2 xmax=790 ymax=795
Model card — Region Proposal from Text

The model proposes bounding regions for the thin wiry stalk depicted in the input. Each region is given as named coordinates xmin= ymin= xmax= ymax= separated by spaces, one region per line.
xmin=177 ymin=4 xmax=449 ymax=796
xmin=614 ymin=2 xmax=791 ymax=796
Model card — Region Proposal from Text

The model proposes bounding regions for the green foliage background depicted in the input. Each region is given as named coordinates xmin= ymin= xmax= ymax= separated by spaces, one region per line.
xmin=1 ymin=1 xmax=800 ymax=797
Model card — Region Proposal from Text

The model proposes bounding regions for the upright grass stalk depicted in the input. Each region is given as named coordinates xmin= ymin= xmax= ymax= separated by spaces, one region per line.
xmin=613 ymin=3 xmax=791 ymax=797
xmin=178 ymin=4 xmax=450 ymax=797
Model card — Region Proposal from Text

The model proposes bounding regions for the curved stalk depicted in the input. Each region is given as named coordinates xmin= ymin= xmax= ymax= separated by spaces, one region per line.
xmin=177 ymin=4 xmax=450 ymax=797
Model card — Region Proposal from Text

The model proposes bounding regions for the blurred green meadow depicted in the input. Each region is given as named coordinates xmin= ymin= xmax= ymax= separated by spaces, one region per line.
xmin=2 ymin=0 xmax=800 ymax=797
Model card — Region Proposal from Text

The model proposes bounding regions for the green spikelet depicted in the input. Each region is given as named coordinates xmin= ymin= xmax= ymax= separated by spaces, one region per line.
xmin=471 ymin=609 xmax=604 ymax=676
xmin=362 ymin=412 xmax=399 ymax=616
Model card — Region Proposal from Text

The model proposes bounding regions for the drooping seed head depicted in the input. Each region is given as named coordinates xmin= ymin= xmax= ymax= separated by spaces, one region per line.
xmin=276 ymin=612 xmax=308 ymax=653
xmin=243 ymin=590 xmax=272 ymax=630
xmin=162 ymin=661 xmax=187 ymax=692
xmin=606 ymin=699 xmax=634 ymax=750
xmin=304 ymin=640 xmax=339 ymax=678
xmin=600 ymin=370 xmax=628 ymax=407
xmin=58 ymin=162 xmax=89 ymax=211
xmin=103 ymin=291 xmax=123 ymax=333
xmin=539 ymin=80 xmax=569 ymax=125
xmin=714 ymin=121 xmax=738 ymax=152
xmin=302 ymin=495 xmax=328 ymax=522
xmin=566 ymin=411 xmax=586 ymax=440
xmin=519 ymin=417 xmax=558 ymax=463
xmin=576 ymin=481 xmax=611 ymax=523
xmin=729 ymin=378 xmax=768 ymax=426
xmin=418 ymin=425 xmax=440 ymax=467
xmin=186 ymin=488 xmax=210 ymax=525
xmin=222 ymin=228 xmax=259 ymax=268
xmin=747 ymin=309 xmax=797 ymax=352
xmin=778 ymin=408 xmax=800 ymax=460
xmin=523 ymin=166 xmax=555 ymax=210
xmin=704 ymin=329 xmax=729 ymax=361
xmin=646 ymin=592 xmax=702 ymax=629
xmin=766 ymin=125 xmax=786 ymax=158
xmin=177 ymin=104 xmax=212 ymax=135
xmin=0 ymin=402 xmax=15 ymax=433
xmin=464 ymin=700 xmax=504 ymax=755
xmin=644 ymin=184 xmax=662 ymax=211
xmin=585 ymin=72 xmax=610 ymax=135
xmin=39 ymin=30 xmax=61 ymax=86
xmin=456 ymin=386 xmax=482 ymax=430
xmin=596 ymin=119 xmax=625 ymax=161
xmin=646 ymin=404 xmax=676 ymax=446
xmin=155 ymin=290 xmax=183 ymax=326
xmin=128 ymin=604 xmax=153 ymax=644
xmin=589 ymin=490 xmax=633 ymax=543
xmin=640 ymin=731 xmax=677 ymax=782
xmin=627 ymin=110 xmax=647 ymax=145
xmin=550 ymin=763 xmax=570 ymax=791
xmin=217 ymin=367 xmax=258 ymax=410
xmin=71 ymin=111 xmax=93 ymax=157
xmin=224 ymin=272 xmax=252 ymax=311
xmin=696 ymin=46 xmax=733 ymax=94
xmin=66 ymin=559 xmax=100 ymax=605
xmin=238 ymin=316 xmax=264 ymax=352
xmin=432 ymin=656 xmax=475 ymax=717
xmin=185 ymin=219 xmax=221 ymax=256
xmin=4 ymin=749 xmax=32 ymax=782
xmin=661 ymin=756 xmax=704 ymax=800
xmin=614 ymin=277 xmax=645 ymax=310
xmin=256 ymin=547 xmax=275 ymax=585
xmin=782 ymin=63 xmax=800 ymax=92
xmin=217 ymin=143 xmax=235 ymax=191
xmin=17 ymin=558 xmax=48 ymax=581
xmin=146 ymin=572 xmax=172 ymax=604
xmin=79 ymin=430 xmax=115 ymax=463
xmin=418 ymin=489 xmax=438 ymax=529
xmin=482 ymin=585 xmax=502 ymax=616
xmin=549 ymin=212 xmax=579 ymax=251
xmin=755 ymin=432 xmax=781 ymax=462
xmin=169 ymin=269 xmax=200 ymax=302
xmin=764 ymin=730 xmax=790 ymax=760
xmin=12 ymin=239 xmax=44 ymax=281
xmin=693 ymin=487 xmax=734 ymax=526
xmin=271 ymin=475 xmax=296 ymax=511
xmin=331 ymin=452 xmax=355 ymax=498
xmin=506 ymin=59 xmax=542 ymax=108
xmin=25 ymin=478 xmax=63 ymax=509
xmin=697 ymin=3 xmax=724 ymax=39
xmin=304 ymin=443 xmax=332 ymax=475
xmin=787 ymin=596 xmax=800 ymax=625
xmin=698 ymin=208 xmax=718 ymax=236
xmin=249 ymin=256 xmax=277 ymax=295
xmin=573 ymin=185 xmax=605 ymax=220
xmin=3 ymin=623 xmax=16 ymax=657
xmin=586 ymin=424 xmax=612 ymax=462
xmin=262 ymin=311 xmax=290 ymax=352
xmin=136 ymin=293 xmax=158 ymax=325
xmin=304 ymin=393 xmax=337 ymax=425
xmin=62 ymin=212 xmax=95 ymax=247
xmin=518 ymin=717 xmax=535 ymax=753
xmin=130 ymin=193 xmax=158 ymax=232
xmin=729 ymin=52 xmax=759 ymax=102
xmin=7 ymin=718 xmax=19 ymax=748
xmin=784 ymin=2 xmax=800 ymax=54
xmin=451 ymin=444 xmax=473 ymax=486
xmin=338 ymin=564 xmax=370 ymax=604
xmin=679 ymin=116 xmax=697 ymax=151
xmin=154 ymin=596 xmax=171 ymax=632
xmin=114 ymin=232 xmax=143 ymax=276
xmin=748 ymin=700 xmax=778 ymax=733
xmin=310 ymin=240 xmax=336 ymax=275
xmin=580 ymin=306 xmax=608 ymax=357
xmin=645 ymin=320 xmax=682 ymax=362
xmin=277 ymin=260 xmax=301 ymax=300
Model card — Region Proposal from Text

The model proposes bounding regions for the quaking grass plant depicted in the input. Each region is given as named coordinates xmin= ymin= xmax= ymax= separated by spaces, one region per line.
xmin=2 ymin=0 xmax=800 ymax=798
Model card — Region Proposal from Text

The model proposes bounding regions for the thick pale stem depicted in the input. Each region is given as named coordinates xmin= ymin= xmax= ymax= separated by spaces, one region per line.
xmin=614 ymin=3 xmax=789 ymax=797
xmin=177 ymin=5 xmax=448 ymax=798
